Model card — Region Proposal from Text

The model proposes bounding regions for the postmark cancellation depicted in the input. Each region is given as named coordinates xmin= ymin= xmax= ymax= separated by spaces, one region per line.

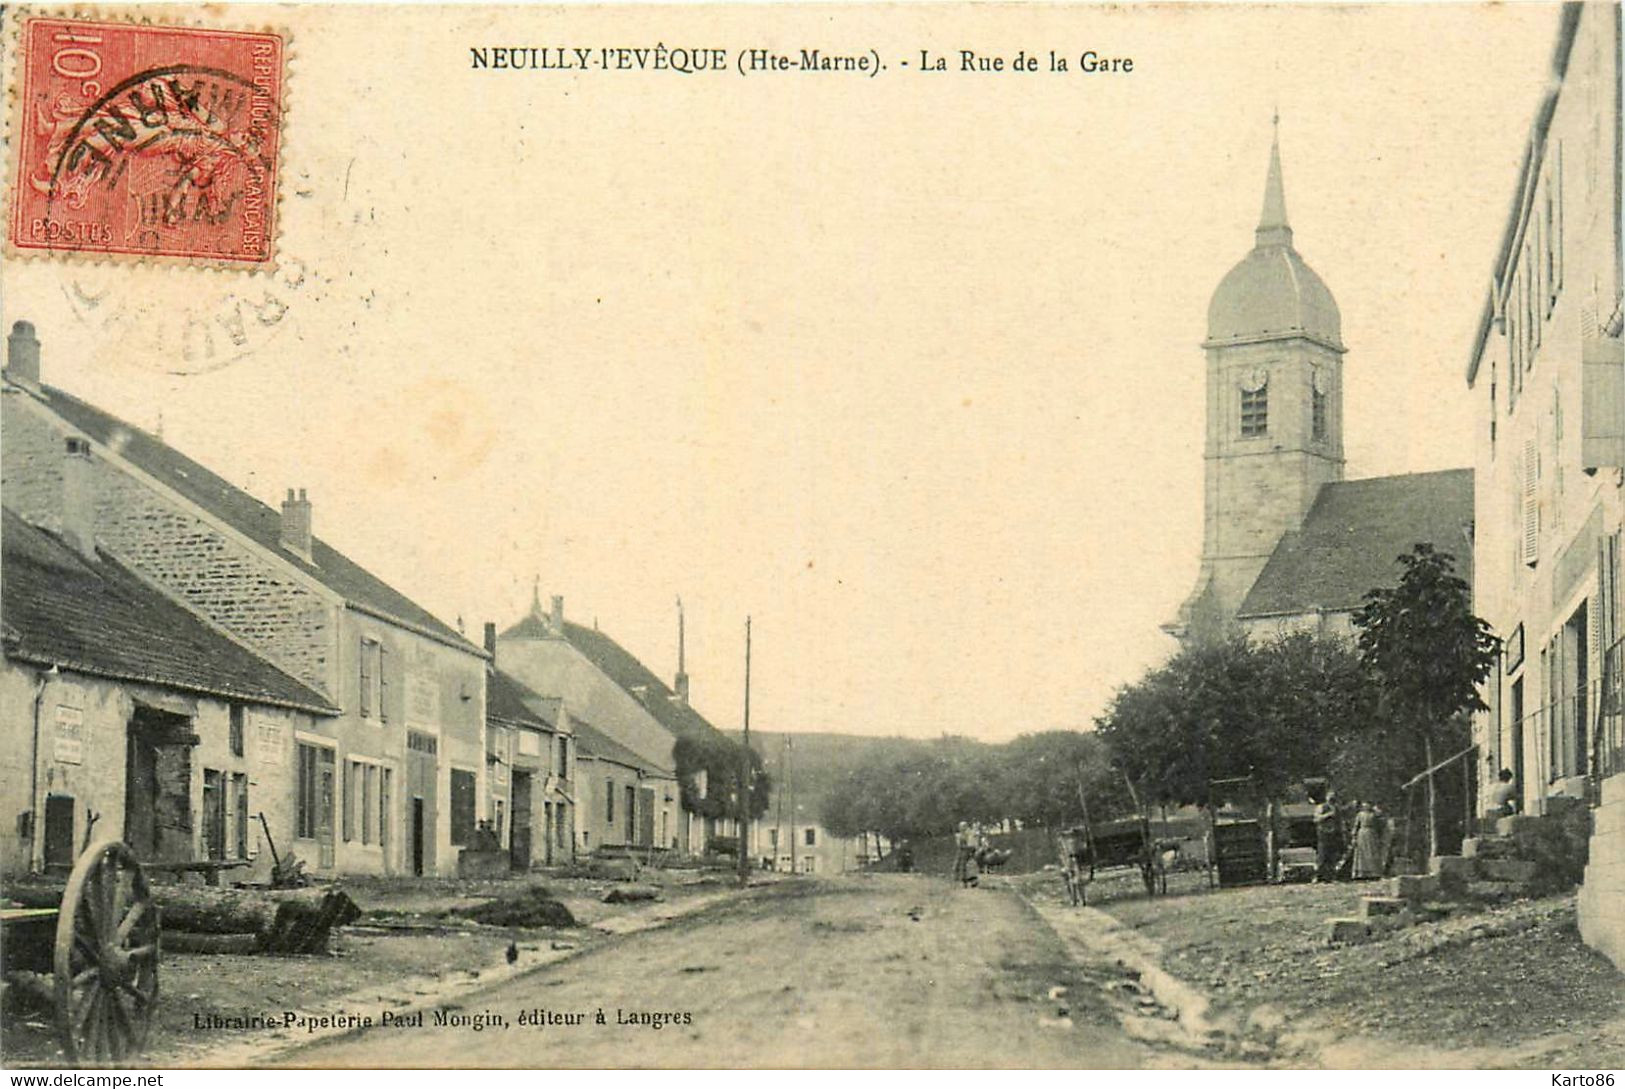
xmin=7 ymin=14 xmax=285 ymax=267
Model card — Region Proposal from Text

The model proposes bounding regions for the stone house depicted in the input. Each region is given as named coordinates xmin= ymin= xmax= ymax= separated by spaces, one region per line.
xmin=1 ymin=324 xmax=489 ymax=878
xmin=1 ymin=507 xmax=338 ymax=875
xmin=572 ymin=719 xmax=680 ymax=854
xmin=485 ymin=657 xmax=576 ymax=869
xmin=1463 ymin=2 xmax=1623 ymax=969
xmin=494 ymin=593 xmax=744 ymax=854
xmin=749 ymin=802 xmax=875 ymax=875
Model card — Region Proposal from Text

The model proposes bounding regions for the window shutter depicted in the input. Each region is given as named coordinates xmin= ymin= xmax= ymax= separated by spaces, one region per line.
xmin=342 ymin=761 xmax=353 ymax=842
xmin=359 ymin=638 xmax=372 ymax=717
xmin=378 ymin=646 xmax=390 ymax=723
xmin=1521 ymin=438 xmax=1540 ymax=566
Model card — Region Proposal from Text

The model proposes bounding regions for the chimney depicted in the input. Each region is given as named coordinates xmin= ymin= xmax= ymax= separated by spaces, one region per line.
xmin=675 ymin=597 xmax=690 ymax=705
xmin=62 ymin=436 xmax=97 ymax=562
xmin=550 ymin=594 xmax=564 ymax=634
xmin=280 ymin=488 xmax=313 ymax=561
xmin=7 ymin=321 xmax=41 ymax=386
xmin=484 ymin=621 xmax=497 ymax=658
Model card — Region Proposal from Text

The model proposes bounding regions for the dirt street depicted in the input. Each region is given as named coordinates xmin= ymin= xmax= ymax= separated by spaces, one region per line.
xmin=281 ymin=874 xmax=1193 ymax=1068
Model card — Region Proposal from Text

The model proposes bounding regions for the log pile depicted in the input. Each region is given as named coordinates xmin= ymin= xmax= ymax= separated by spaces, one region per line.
xmin=4 ymin=885 xmax=362 ymax=955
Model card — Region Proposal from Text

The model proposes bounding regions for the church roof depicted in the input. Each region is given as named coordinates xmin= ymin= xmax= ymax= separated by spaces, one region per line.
xmin=1237 ymin=468 xmax=1475 ymax=619
xmin=1206 ymin=126 xmax=1344 ymax=353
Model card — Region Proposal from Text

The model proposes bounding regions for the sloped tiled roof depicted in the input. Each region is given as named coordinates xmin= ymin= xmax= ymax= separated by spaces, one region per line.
xmin=558 ymin=620 xmax=734 ymax=748
xmin=1237 ymin=468 xmax=1475 ymax=619
xmin=17 ymin=380 xmax=478 ymax=654
xmin=487 ymin=669 xmax=554 ymax=730
xmin=574 ymin=717 xmax=675 ymax=777
xmin=2 ymin=509 xmax=338 ymax=714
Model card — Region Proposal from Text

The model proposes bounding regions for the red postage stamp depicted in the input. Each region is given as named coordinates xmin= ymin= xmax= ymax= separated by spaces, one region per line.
xmin=8 ymin=16 xmax=284 ymax=266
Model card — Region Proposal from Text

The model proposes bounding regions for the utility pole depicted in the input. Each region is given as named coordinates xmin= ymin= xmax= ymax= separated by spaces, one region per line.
xmin=788 ymin=734 xmax=797 ymax=875
xmin=737 ymin=616 xmax=752 ymax=888
xmin=776 ymin=735 xmax=787 ymax=870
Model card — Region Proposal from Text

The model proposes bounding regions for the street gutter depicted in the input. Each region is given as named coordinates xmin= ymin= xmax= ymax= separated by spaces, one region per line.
xmin=176 ymin=886 xmax=752 ymax=1068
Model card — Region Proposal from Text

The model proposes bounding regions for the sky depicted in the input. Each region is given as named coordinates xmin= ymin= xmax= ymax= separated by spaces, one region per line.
xmin=1 ymin=3 xmax=1565 ymax=742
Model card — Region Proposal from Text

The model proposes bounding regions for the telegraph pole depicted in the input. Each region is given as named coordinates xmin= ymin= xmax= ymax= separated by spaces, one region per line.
xmin=788 ymin=734 xmax=797 ymax=874
xmin=737 ymin=616 xmax=752 ymax=887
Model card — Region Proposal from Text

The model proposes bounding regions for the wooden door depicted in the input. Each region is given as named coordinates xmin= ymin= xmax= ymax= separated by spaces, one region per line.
xmin=638 ymin=787 xmax=656 ymax=847
xmin=124 ymin=732 xmax=159 ymax=859
xmin=511 ymin=771 xmax=533 ymax=871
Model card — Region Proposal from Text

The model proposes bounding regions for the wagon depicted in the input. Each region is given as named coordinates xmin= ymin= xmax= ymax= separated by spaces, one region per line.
xmin=2 ymin=837 xmax=161 ymax=1064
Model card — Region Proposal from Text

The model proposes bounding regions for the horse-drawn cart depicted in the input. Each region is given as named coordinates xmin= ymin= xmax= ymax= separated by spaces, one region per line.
xmin=2 ymin=837 xmax=161 ymax=1064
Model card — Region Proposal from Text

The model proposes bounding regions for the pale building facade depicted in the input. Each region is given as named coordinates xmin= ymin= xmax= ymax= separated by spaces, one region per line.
xmin=2 ymin=325 xmax=489 ymax=878
xmin=1464 ymin=2 xmax=1624 ymax=969
xmin=1 ymin=508 xmax=336 ymax=876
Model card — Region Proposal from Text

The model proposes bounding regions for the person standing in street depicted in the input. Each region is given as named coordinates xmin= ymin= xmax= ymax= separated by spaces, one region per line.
xmin=1313 ymin=789 xmax=1343 ymax=883
xmin=953 ymin=821 xmax=975 ymax=886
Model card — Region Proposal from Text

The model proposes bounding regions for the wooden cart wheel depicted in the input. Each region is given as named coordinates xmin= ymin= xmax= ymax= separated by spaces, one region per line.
xmin=53 ymin=838 xmax=159 ymax=1065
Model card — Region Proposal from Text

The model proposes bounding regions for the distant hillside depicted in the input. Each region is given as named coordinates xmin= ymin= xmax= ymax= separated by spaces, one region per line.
xmin=737 ymin=730 xmax=918 ymax=821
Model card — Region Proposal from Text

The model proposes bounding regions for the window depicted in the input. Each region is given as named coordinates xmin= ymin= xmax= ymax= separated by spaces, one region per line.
xmin=359 ymin=639 xmax=372 ymax=717
xmin=1311 ymin=388 xmax=1327 ymax=441
xmin=769 ymin=828 xmax=779 ymax=848
xmin=801 ymin=856 xmax=816 ymax=874
xmin=625 ymin=786 xmax=636 ymax=833
xmin=229 ymin=705 xmax=244 ymax=758
xmin=379 ymin=767 xmax=392 ymax=851
xmin=359 ymin=639 xmax=388 ymax=721
xmin=296 ymin=743 xmax=335 ymax=841
xmin=804 ymin=827 xmax=816 ymax=847
xmin=342 ymin=760 xmax=383 ymax=846
xmin=362 ymin=764 xmax=377 ymax=846
xmin=450 ymin=769 xmax=477 ymax=846
xmin=606 ymin=779 xmax=615 ymax=824
xmin=1240 ymin=384 xmax=1268 ymax=436
xmin=342 ymin=761 xmax=354 ymax=842
xmin=558 ymin=736 xmax=569 ymax=778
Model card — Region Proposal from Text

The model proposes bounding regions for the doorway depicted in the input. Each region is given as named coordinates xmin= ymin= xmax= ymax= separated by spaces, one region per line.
xmin=43 ymin=795 xmax=75 ymax=870
xmin=1510 ymin=677 xmax=1525 ymax=800
xmin=511 ymin=771 xmax=533 ymax=871
xmin=125 ymin=707 xmax=196 ymax=862
xmin=411 ymin=797 xmax=426 ymax=876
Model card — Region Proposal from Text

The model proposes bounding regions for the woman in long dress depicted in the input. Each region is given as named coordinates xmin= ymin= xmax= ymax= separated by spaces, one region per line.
xmin=1351 ymin=803 xmax=1383 ymax=879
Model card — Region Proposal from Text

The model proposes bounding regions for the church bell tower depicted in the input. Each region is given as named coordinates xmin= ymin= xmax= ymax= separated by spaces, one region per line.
xmin=1168 ymin=119 xmax=1347 ymax=640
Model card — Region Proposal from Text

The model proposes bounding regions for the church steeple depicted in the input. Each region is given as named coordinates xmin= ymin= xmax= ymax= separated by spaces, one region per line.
xmin=1256 ymin=113 xmax=1293 ymax=248
xmin=1167 ymin=113 xmax=1347 ymax=642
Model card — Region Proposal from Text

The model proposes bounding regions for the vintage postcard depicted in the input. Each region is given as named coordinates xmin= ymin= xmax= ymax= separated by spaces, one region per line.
xmin=0 ymin=0 xmax=1621 ymax=1075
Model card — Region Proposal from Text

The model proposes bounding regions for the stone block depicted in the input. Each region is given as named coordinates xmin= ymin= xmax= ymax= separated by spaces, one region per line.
xmin=1462 ymin=835 xmax=1518 ymax=860
xmin=1496 ymin=814 xmax=1542 ymax=837
xmin=1431 ymin=855 xmax=1475 ymax=887
xmin=1326 ymin=918 xmax=1372 ymax=945
xmin=1476 ymin=858 xmax=1540 ymax=885
xmin=1387 ymin=873 xmax=1441 ymax=900
xmin=1359 ymin=895 xmax=1409 ymax=918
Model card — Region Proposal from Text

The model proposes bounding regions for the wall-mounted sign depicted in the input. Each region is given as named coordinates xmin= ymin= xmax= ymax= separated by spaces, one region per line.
xmin=407 ymin=675 xmax=440 ymax=733
xmin=1505 ymin=623 xmax=1525 ymax=674
xmin=54 ymin=705 xmax=83 ymax=765
xmin=255 ymin=717 xmax=284 ymax=767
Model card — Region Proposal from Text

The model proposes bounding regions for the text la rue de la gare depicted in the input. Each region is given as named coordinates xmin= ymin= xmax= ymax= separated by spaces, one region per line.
xmin=468 ymin=44 xmax=1134 ymax=76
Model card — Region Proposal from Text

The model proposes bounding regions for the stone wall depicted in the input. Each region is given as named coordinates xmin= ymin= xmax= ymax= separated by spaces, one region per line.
xmin=1577 ymin=773 xmax=1625 ymax=971
xmin=2 ymin=395 xmax=339 ymax=696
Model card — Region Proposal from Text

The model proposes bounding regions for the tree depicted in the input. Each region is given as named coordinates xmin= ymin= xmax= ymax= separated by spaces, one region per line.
xmin=995 ymin=731 xmax=1131 ymax=830
xmin=1353 ymin=543 xmax=1499 ymax=857
xmin=1096 ymin=632 xmax=1372 ymax=812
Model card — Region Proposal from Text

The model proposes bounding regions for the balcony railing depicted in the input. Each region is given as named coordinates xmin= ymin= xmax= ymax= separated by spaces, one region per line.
xmin=1504 ymin=636 xmax=1625 ymax=804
